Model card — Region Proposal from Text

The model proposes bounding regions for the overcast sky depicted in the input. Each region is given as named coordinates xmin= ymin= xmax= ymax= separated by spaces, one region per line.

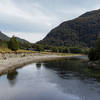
xmin=0 ymin=0 xmax=100 ymax=43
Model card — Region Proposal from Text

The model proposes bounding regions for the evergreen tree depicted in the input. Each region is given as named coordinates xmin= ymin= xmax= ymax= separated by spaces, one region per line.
xmin=8 ymin=36 xmax=19 ymax=51
xmin=88 ymin=48 xmax=97 ymax=61
xmin=96 ymin=35 xmax=100 ymax=58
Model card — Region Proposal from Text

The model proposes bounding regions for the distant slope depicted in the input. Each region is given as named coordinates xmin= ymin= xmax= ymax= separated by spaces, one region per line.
xmin=16 ymin=37 xmax=29 ymax=44
xmin=38 ymin=9 xmax=100 ymax=47
xmin=0 ymin=31 xmax=10 ymax=41
xmin=0 ymin=31 xmax=30 ymax=44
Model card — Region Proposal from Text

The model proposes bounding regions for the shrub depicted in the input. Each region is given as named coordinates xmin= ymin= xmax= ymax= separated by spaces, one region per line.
xmin=88 ymin=48 xmax=98 ymax=61
xmin=82 ymin=48 xmax=89 ymax=54
xmin=8 ymin=36 xmax=19 ymax=51
xmin=32 ymin=44 xmax=44 ymax=51
xmin=69 ymin=47 xmax=82 ymax=54
xmin=96 ymin=35 xmax=100 ymax=59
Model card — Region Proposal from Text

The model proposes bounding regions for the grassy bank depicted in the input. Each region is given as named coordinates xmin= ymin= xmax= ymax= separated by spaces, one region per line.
xmin=0 ymin=48 xmax=84 ymax=56
xmin=0 ymin=48 xmax=37 ymax=53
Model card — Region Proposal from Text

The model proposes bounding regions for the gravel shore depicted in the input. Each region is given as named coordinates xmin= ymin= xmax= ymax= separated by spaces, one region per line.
xmin=0 ymin=53 xmax=67 ymax=75
xmin=0 ymin=53 xmax=86 ymax=75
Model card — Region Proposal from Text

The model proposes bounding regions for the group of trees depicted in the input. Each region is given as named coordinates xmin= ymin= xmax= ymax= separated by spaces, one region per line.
xmin=38 ymin=9 xmax=100 ymax=48
xmin=6 ymin=35 xmax=99 ymax=57
xmin=0 ymin=35 xmax=88 ymax=54
xmin=0 ymin=36 xmax=19 ymax=51
xmin=88 ymin=36 xmax=100 ymax=61
xmin=31 ymin=44 xmax=88 ymax=54
xmin=8 ymin=36 xmax=19 ymax=51
xmin=0 ymin=40 xmax=8 ymax=48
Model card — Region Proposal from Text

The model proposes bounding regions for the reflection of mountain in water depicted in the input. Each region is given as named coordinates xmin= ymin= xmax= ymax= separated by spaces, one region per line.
xmin=42 ymin=58 xmax=100 ymax=100
xmin=43 ymin=58 xmax=89 ymax=78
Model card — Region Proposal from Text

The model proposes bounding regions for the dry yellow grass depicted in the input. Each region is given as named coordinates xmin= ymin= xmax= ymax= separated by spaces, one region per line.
xmin=16 ymin=49 xmax=38 ymax=53
xmin=0 ymin=48 xmax=12 ymax=53
xmin=40 ymin=52 xmax=82 ymax=56
xmin=57 ymin=53 xmax=83 ymax=56
xmin=0 ymin=48 xmax=38 ymax=53
xmin=0 ymin=49 xmax=82 ymax=57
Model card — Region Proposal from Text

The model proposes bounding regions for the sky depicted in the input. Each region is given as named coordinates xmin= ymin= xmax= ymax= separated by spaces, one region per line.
xmin=0 ymin=0 xmax=100 ymax=43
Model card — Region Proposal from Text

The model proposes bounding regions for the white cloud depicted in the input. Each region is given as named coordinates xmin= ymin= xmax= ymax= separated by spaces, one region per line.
xmin=0 ymin=0 xmax=59 ymax=42
xmin=0 ymin=0 xmax=57 ymax=26
xmin=0 ymin=0 xmax=100 ymax=42
xmin=4 ymin=31 xmax=46 ymax=43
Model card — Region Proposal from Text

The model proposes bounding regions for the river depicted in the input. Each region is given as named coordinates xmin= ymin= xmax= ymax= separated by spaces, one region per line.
xmin=0 ymin=56 xmax=100 ymax=100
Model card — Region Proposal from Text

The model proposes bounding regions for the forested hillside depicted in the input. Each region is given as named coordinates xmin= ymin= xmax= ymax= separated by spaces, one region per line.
xmin=38 ymin=9 xmax=100 ymax=47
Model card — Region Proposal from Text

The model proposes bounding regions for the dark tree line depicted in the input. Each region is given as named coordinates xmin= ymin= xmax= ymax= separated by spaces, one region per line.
xmin=88 ymin=35 xmax=100 ymax=61
xmin=0 ymin=35 xmax=88 ymax=54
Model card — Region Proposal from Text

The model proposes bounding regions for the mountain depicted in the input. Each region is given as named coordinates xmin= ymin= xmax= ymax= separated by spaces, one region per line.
xmin=16 ymin=37 xmax=29 ymax=44
xmin=0 ymin=31 xmax=29 ymax=44
xmin=0 ymin=31 xmax=10 ymax=41
xmin=38 ymin=9 xmax=100 ymax=47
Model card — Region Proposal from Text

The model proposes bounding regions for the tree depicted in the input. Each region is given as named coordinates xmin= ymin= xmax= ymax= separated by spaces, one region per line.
xmin=88 ymin=48 xmax=99 ymax=61
xmin=96 ymin=35 xmax=100 ymax=59
xmin=8 ymin=36 xmax=19 ymax=51
xmin=32 ymin=44 xmax=44 ymax=51
xmin=69 ymin=47 xmax=82 ymax=54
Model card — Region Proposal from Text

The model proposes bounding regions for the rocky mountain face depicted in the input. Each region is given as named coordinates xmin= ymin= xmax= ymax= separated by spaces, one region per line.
xmin=38 ymin=9 xmax=100 ymax=47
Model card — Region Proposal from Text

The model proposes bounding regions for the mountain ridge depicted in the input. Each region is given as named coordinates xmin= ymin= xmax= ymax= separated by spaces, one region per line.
xmin=0 ymin=31 xmax=29 ymax=44
xmin=38 ymin=9 xmax=100 ymax=47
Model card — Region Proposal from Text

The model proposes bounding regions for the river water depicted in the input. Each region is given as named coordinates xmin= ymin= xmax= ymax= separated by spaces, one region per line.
xmin=0 ymin=57 xmax=100 ymax=100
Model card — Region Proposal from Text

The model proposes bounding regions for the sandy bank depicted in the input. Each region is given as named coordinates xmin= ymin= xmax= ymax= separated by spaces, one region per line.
xmin=0 ymin=53 xmax=66 ymax=75
xmin=0 ymin=53 xmax=85 ymax=75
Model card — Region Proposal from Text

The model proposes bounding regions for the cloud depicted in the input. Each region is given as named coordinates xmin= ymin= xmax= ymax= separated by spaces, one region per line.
xmin=0 ymin=0 xmax=100 ymax=43
xmin=4 ymin=31 xmax=46 ymax=43
xmin=0 ymin=0 xmax=57 ymax=31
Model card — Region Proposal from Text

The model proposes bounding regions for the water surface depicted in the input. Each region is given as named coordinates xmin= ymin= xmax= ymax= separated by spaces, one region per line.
xmin=0 ymin=57 xmax=100 ymax=100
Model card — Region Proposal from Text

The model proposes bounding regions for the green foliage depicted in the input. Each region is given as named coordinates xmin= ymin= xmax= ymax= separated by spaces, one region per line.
xmin=32 ymin=44 xmax=87 ymax=54
xmin=88 ymin=48 xmax=98 ymax=61
xmin=88 ymin=35 xmax=100 ymax=61
xmin=96 ymin=35 xmax=100 ymax=59
xmin=32 ymin=44 xmax=44 ymax=51
xmin=18 ymin=42 xmax=32 ymax=50
xmin=57 ymin=47 xmax=69 ymax=53
xmin=82 ymin=48 xmax=89 ymax=54
xmin=94 ymin=60 xmax=100 ymax=64
xmin=0 ymin=40 xmax=8 ymax=48
xmin=69 ymin=47 xmax=82 ymax=54
xmin=38 ymin=9 xmax=100 ymax=47
xmin=8 ymin=36 xmax=19 ymax=51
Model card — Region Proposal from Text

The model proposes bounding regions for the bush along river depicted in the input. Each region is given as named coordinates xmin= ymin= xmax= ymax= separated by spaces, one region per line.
xmin=0 ymin=56 xmax=100 ymax=100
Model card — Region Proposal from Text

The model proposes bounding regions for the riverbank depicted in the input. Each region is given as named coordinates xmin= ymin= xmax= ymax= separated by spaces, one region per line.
xmin=0 ymin=52 xmax=83 ymax=75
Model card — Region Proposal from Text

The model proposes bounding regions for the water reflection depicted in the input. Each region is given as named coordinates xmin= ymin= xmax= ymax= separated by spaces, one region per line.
xmin=42 ymin=58 xmax=100 ymax=100
xmin=7 ymin=70 xmax=18 ymax=86
xmin=43 ymin=58 xmax=89 ymax=79
xmin=36 ymin=63 xmax=42 ymax=70
xmin=0 ymin=57 xmax=100 ymax=100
